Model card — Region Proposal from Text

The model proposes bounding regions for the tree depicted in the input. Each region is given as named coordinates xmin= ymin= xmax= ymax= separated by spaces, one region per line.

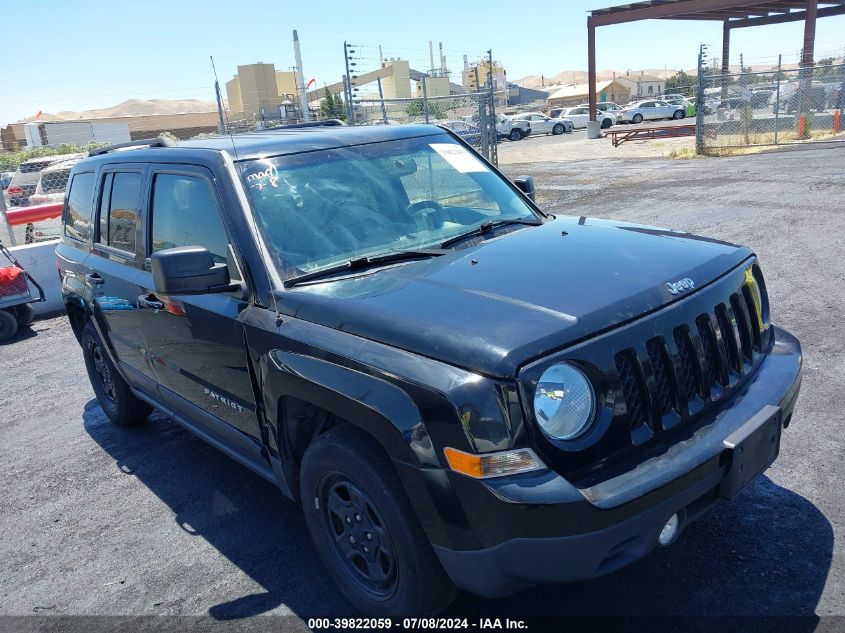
xmin=665 ymin=70 xmax=696 ymax=94
xmin=320 ymin=87 xmax=346 ymax=121
xmin=405 ymin=99 xmax=446 ymax=120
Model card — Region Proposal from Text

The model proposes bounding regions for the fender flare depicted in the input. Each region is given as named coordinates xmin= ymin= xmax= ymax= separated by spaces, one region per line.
xmin=260 ymin=349 xmax=441 ymax=489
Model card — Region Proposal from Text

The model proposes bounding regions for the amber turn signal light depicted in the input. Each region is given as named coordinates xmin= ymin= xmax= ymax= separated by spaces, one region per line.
xmin=443 ymin=447 xmax=545 ymax=479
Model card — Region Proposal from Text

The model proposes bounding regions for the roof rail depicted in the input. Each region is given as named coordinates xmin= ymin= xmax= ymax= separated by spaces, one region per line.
xmin=88 ymin=136 xmax=177 ymax=157
xmin=250 ymin=119 xmax=346 ymax=133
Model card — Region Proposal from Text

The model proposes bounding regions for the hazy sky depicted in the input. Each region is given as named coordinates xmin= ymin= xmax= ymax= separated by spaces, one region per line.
xmin=1 ymin=0 xmax=843 ymax=125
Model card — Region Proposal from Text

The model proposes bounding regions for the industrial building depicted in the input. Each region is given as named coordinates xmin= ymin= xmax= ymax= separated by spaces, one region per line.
xmin=225 ymin=62 xmax=302 ymax=120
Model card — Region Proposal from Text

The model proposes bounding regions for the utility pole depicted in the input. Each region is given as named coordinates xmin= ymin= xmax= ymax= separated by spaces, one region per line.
xmin=486 ymin=49 xmax=498 ymax=166
xmin=695 ymin=43 xmax=706 ymax=155
xmin=774 ymin=54 xmax=782 ymax=144
xmin=377 ymin=76 xmax=388 ymax=124
xmin=344 ymin=42 xmax=356 ymax=125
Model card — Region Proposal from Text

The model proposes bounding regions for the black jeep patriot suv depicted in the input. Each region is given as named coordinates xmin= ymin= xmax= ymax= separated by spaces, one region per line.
xmin=57 ymin=125 xmax=802 ymax=615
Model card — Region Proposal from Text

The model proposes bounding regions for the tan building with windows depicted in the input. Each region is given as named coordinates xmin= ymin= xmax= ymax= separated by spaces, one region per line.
xmin=616 ymin=72 xmax=665 ymax=99
xmin=546 ymin=79 xmax=631 ymax=108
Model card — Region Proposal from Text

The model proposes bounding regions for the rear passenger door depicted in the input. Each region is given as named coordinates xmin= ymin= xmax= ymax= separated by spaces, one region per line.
xmin=135 ymin=166 xmax=260 ymax=442
xmin=87 ymin=166 xmax=156 ymax=387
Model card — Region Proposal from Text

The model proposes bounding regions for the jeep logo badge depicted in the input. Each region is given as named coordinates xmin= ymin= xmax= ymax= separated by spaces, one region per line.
xmin=666 ymin=278 xmax=695 ymax=295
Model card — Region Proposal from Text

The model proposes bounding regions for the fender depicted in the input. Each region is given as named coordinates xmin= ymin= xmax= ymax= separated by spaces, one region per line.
xmin=259 ymin=348 xmax=480 ymax=547
xmin=261 ymin=350 xmax=438 ymax=477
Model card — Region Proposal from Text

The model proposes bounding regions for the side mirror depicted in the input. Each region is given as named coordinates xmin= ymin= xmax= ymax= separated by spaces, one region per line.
xmin=151 ymin=246 xmax=232 ymax=295
xmin=513 ymin=175 xmax=535 ymax=202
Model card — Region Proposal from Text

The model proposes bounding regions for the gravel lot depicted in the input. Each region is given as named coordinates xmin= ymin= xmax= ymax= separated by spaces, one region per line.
xmin=1 ymin=145 xmax=843 ymax=630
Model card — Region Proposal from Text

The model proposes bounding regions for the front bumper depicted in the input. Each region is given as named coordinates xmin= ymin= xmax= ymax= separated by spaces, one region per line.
xmin=432 ymin=325 xmax=802 ymax=598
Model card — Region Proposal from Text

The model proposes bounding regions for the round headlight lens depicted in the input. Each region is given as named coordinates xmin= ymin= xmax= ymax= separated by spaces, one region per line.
xmin=534 ymin=363 xmax=595 ymax=441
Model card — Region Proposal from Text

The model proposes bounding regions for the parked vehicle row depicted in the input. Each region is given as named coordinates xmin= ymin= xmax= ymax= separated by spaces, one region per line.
xmin=1 ymin=154 xmax=84 ymax=244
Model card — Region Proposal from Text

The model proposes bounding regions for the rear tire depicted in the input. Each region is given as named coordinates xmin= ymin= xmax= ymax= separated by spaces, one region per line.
xmin=552 ymin=123 xmax=564 ymax=135
xmin=300 ymin=425 xmax=457 ymax=616
xmin=673 ymin=109 xmax=685 ymax=119
xmin=509 ymin=128 xmax=523 ymax=141
xmin=0 ymin=310 xmax=18 ymax=341
xmin=601 ymin=118 xmax=612 ymax=129
xmin=81 ymin=321 xmax=151 ymax=426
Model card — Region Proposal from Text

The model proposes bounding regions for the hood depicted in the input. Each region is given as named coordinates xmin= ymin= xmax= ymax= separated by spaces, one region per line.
xmin=274 ymin=217 xmax=752 ymax=377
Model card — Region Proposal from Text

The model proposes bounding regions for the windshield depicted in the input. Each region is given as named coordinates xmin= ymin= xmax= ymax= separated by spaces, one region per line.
xmin=239 ymin=134 xmax=538 ymax=280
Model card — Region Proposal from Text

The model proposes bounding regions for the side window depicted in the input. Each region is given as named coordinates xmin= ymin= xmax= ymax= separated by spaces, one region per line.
xmin=150 ymin=173 xmax=229 ymax=265
xmin=98 ymin=172 xmax=141 ymax=253
xmin=63 ymin=172 xmax=95 ymax=242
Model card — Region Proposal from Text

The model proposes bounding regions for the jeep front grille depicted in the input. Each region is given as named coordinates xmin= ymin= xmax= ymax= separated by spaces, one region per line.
xmin=614 ymin=287 xmax=766 ymax=446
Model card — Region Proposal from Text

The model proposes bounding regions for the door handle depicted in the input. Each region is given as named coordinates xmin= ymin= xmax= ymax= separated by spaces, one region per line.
xmin=85 ymin=273 xmax=104 ymax=286
xmin=137 ymin=294 xmax=164 ymax=311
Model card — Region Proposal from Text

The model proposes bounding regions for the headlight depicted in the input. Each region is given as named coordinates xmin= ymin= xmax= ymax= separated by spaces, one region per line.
xmin=533 ymin=363 xmax=595 ymax=440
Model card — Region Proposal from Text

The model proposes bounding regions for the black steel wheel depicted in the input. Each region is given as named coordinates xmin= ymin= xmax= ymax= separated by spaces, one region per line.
xmin=81 ymin=321 xmax=151 ymax=425
xmin=0 ymin=309 xmax=18 ymax=341
xmin=301 ymin=425 xmax=456 ymax=616
xmin=318 ymin=474 xmax=399 ymax=599
xmin=509 ymin=128 xmax=523 ymax=141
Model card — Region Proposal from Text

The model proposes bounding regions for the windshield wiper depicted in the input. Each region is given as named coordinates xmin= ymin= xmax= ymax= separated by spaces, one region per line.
xmin=283 ymin=249 xmax=447 ymax=288
xmin=439 ymin=217 xmax=542 ymax=249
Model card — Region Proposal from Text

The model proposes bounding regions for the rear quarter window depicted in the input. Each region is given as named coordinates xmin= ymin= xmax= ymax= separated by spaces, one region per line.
xmin=63 ymin=172 xmax=96 ymax=243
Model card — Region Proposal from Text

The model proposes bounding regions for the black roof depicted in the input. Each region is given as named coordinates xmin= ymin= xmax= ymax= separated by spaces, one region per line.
xmin=164 ymin=125 xmax=443 ymax=162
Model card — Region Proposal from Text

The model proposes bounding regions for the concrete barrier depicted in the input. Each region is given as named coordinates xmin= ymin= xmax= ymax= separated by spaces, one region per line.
xmin=7 ymin=240 xmax=62 ymax=318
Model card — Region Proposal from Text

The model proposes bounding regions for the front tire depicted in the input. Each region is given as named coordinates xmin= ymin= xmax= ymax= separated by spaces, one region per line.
xmin=552 ymin=123 xmax=564 ymax=135
xmin=509 ymin=128 xmax=523 ymax=141
xmin=81 ymin=321 xmax=151 ymax=426
xmin=600 ymin=118 xmax=612 ymax=129
xmin=632 ymin=113 xmax=644 ymax=124
xmin=300 ymin=425 xmax=456 ymax=616
xmin=673 ymin=109 xmax=685 ymax=119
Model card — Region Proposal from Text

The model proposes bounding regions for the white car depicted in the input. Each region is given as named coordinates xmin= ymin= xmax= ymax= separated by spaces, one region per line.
xmin=558 ymin=107 xmax=617 ymax=130
xmin=510 ymin=112 xmax=573 ymax=135
xmin=495 ymin=114 xmax=532 ymax=141
xmin=618 ymin=100 xmax=686 ymax=124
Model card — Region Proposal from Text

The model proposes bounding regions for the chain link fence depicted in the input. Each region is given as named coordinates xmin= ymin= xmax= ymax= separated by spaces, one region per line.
xmin=349 ymin=91 xmax=499 ymax=165
xmin=696 ymin=62 xmax=845 ymax=152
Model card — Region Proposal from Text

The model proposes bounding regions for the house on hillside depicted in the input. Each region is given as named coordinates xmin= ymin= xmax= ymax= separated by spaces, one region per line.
xmin=546 ymin=79 xmax=631 ymax=108
xmin=616 ymin=72 xmax=666 ymax=99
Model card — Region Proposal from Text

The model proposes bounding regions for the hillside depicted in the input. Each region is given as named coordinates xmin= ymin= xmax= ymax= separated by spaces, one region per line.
xmin=22 ymin=98 xmax=219 ymax=122
xmin=511 ymin=61 xmax=818 ymax=89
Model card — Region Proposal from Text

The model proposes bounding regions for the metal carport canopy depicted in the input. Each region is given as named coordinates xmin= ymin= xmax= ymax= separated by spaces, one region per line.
xmin=586 ymin=0 xmax=845 ymax=122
